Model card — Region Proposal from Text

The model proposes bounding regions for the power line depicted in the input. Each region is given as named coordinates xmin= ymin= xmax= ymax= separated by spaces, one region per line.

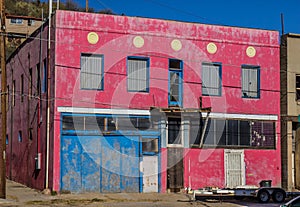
xmin=4 ymin=32 xmax=282 ymax=74
xmin=143 ymin=0 xmax=225 ymax=25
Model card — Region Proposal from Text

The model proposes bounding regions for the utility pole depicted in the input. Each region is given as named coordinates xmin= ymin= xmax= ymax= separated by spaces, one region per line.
xmin=0 ymin=0 xmax=6 ymax=199
xmin=86 ymin=0 xmax=88 ymax=12
xmin=281 ymin=13 xmax=285 ymax=35
xmin=45 ymin=0 xmax=52 ymax=190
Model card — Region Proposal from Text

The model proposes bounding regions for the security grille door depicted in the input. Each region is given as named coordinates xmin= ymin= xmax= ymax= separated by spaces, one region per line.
xmin=225 ymin=150 xmax=245 ymax=188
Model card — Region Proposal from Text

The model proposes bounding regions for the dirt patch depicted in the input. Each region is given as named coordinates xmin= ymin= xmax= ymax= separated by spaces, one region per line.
xmin=103 ymin=195 xmax=162 ymax=202
xmin=26 ymin=198 xmax=106 ymax=206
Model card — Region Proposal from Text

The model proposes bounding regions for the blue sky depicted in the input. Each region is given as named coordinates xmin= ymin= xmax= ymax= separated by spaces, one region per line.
xmin=70 ymin=0 xmax=300 ymax=34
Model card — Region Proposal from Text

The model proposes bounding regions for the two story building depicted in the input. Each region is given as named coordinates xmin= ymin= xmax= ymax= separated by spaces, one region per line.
xmin=281 ymin=33 xmax=300 ymax=191
xmin=5 ymin=10 xmax=281 ymax=193
xmin=5 ymin=14 xmax=43 ymax=56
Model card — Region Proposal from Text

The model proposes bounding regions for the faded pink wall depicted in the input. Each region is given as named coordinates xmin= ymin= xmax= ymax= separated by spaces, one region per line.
xmin=184 ymin=149 xmax=225 ymax=189
xmin=6 ymin=24 xmax=49 ymax=190
xmin=52 ymin=11 xmax=280 ymax=191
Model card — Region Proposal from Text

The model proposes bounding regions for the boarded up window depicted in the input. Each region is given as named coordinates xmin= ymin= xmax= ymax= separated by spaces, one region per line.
xmin=80 ymin=54 xmax=104 ymax=90
xmin=202 ymin=63 xmax=221 ymax=96
xmin=127 ymin=57 xmax=148 ymax=92
xmin=242 ymin=65 xmax=260 ymax=98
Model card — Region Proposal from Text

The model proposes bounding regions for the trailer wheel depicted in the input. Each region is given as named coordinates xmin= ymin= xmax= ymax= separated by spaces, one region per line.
xmin=272 ymin=189 xmax=286 ymax=203
xmin=257 ymin=189 xmax=270 ymax=203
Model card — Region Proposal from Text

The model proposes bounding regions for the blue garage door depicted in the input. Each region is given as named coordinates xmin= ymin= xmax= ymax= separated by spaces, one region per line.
xmin=61 ymin=135 xmax=140 ymax=193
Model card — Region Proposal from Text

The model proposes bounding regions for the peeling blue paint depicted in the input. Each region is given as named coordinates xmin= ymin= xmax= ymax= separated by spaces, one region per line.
xmin=61 ymin=135 xmax=140 ymax=193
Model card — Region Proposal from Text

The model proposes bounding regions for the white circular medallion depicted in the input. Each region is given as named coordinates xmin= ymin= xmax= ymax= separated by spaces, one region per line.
xmin=171 ymin=39 xmax=182 ymax=51
xmin=246 ymin=46 xmax=256 ymax=57
xmin=87 ymin=32 xmax=99 ymax=44
xmin=207 ymin=43 xmax=217 ymax=54
xmin=133 ymin=36 xmax=145 ymax=48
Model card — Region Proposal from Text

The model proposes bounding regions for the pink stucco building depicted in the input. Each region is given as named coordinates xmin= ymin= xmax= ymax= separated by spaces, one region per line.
xmin=5 ymin=10 xmax=280 ymax=193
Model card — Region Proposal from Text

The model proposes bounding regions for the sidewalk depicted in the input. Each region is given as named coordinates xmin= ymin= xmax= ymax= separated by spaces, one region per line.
xmin=0 ymin=180 xmax=191 ymax=206
xmin=0 ymin=180 xmax=243 ymax=207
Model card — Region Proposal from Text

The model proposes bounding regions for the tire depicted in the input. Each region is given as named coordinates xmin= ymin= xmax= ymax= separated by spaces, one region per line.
xmin=257 ymin=189 xmax=270 ymax=203
xmin=272 ymin=189 xmax=286 ymax=203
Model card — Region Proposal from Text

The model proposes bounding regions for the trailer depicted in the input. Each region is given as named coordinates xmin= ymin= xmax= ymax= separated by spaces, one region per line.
xmin=192 ymin=180 xmax=300 ymax=203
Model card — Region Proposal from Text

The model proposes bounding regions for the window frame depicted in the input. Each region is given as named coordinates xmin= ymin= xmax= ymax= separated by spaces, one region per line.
xmin=36 ymin=63 xmax=40 ymax=95
xmin=10 ymin=18 xmax=23 ymax=25
xmin=80 ymin=53 xmax=104 ymax=90
xmin=21 ymin=74 xmax=24 ymax=102
xmin=296 ymin=74 xmax=300 ymax=101
xmin=168 ymin=59 xmax=183 ymax=107
xmin=28 ymin=19 xmax=35 ymax=26
xmin=18 ymin=131 xmax=22 ymax=142
xmin=61 ymin=114 xmax=156 ymax=134
xmin=189 ymin=118 xmax=276 ymax=149
xmin=42 ymin=59 xmax=47 ymax=93
xmin=201 ymin=62 xmax=222 ymax=97
xmin=12 ymin=80 xmax=15 ymax=106
xmin=127 ymin=56 xmax=150 ymax=93
xmin=29 ymin=68 xmax=32 ymax=100
xmin=241 ymin=65 xmax=260 ymax=99
xmin=167 ymin=117 xmax=183 ymax=147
